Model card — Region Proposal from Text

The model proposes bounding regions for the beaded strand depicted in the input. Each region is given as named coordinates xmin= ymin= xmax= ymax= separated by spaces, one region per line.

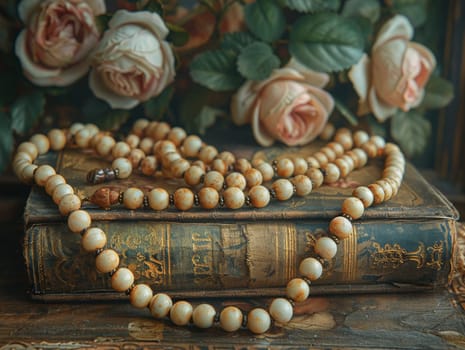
xmin=12 ymin=120 xmax=405 ymax=334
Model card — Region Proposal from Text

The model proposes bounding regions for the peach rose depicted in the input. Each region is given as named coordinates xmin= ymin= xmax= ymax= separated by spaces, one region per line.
xmin=15 ymin=0 xmax=105 ymax=86
xmin=349 ymin=15 xmax=436 ymax=122
xmin=89 ymin=10 xmax=175 ymax=109
xmin=231 ymin=60 xmax=334 ymax=147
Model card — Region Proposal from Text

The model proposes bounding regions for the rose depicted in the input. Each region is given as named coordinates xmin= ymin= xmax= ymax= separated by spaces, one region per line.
xmin=89 ymin=10 xmax=175 ymax=110
xmin=231 ymin=60 xmax=334 ymax=147
xmin=349 ymin=15 xmax=436 ymax=122
xmin=15 ymin=0 xmax=105 ymax=86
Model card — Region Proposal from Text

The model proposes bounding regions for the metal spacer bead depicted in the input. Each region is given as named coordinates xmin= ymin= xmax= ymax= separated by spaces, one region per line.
xmin=143 ymin=195 xmax=149 ymax=208
xmin=292 ymin=184 xmax=297 ymax=194
xmin=269 ymin=188 xmax=277 ymax=199
xmin=214 ymin=312 xmax=220 ymax=323
xmin=118 ymin=191 xmax=124 ymax=204
xmin=342 ymin=213 xmax=353 ymax=221
xmin=319 ymin=168 xmax=326 ymax=176
xmin=199 ymin=174 xmax=205 ymax=184
xmin=287 ymin=298 xmax=296 ymax=307
xmin=228 ymin=164 xmax=234 ymax=172
xmin=303 ymin=277 xmax=313 ymax=286
xmin=109 ymin=268 xmax=117 ymax=277
xmin=194 ymin=194 xmax=200 ymax=206
xmin=95 ymin=248 xmax=104 ymax=256
xmin=241 ymin=312 xmax=248 ymax=328
xmin=219 ymin=195 xmax=225 ymax=207
xmin=169 ymin=194 xmax=174 ymax=206
xmin=330 ymin=235 xmax=341 ymax=245
xmin=316 ymin=256 xmax=325 ymax=266
xmin=114 ymin=168 xmax=120 ymax=178
xmin=125 ymin=284 xmax=135 ymax=296
xmin=245 ymin=195 xmax=252 ymax=206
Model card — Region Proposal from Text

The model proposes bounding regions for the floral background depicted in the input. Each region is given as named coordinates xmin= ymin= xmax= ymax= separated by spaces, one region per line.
xmin=0 ymin=0 xmax=454 ymax=173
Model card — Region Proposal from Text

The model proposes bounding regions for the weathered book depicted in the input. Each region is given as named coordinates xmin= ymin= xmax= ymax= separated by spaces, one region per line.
xmin=23 ymin=142 xmax=459 ymax=301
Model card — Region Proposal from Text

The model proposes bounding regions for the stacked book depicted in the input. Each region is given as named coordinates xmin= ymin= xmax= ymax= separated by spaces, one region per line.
xmin=23 ymin=142 xmax=459 ymax=301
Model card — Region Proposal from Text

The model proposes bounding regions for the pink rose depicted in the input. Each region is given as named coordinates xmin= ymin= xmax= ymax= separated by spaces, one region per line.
xmin=349 ymin=15 xmax=436 ymax=121
xmin=89 ymin=10 xmax=175 ymax=109
xmin=15 ymin=0 xmax=105 ymax=86
xmin=231 ymin=60 xmax=334 ymax=146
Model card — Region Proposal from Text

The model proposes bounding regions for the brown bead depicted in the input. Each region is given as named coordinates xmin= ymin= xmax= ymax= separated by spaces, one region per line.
xmin=132 ymin=119 xmax=149 ymax=136
xmin=218 ymin=151 xmax=235 ymax=166
xmin=167 ymin=127 xmax=187 ymax=146
xmin=141 ymin=156 xmax=158 ymax=176
xmin=90 ymin=187 xmax=120 ymax=209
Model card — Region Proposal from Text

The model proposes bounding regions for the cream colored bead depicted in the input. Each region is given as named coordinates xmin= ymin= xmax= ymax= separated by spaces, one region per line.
xmin=321 ymin=147 xmax=336 ymax=162
xmin=75 ymin=128 xmax=93 ymax=148
xmin=184 ymin=165 xmax=205 ymax=186
xmin=328 ymin=142 xmax=345 ymax=157
xmin=170 ymin=158 xmax=190 ymax=178
xmin=353 ymin=130 xmax=369 ymax=147
xmin=334 ymin=131 xmax=353 ymax=150
xmin=96 ymin=135 xmax=116 ymax=157
xmin=111 ymin=267 xmax=134 ymax=292
xmin=225 ymin=172 xmax=246 ymax=190
xmin=14 ymin=159 xmax=30 ymax=179
xmin=192 ymin=304 xmax=216 ymax=329
xmin=149 ymin=293 xmax=173 ymax=318
xmin=342 ymin=154 xmax=355 ymax=172
xmin=247 ymin=308 xmax=271 ymax=334
xmin=52 ymin=183 xmax=74 ymax=204
xmin=218 ymin=151 xmax=235 ymax=166
xmin=330 ymin=216 xmax=353 ymax=240
xmin=174 ymin=188 xmax=194 ymax=211
xmin=352 ymin=148 xmax=368 ymax=168
xmin=211 ymin=159 xmax=228 ymax=175
xmin=112 ymin=141 xmax=131 ymax=158
xmin=130 ymin=284 xmax=153 ymax=309
xmin=306 ymin=168 xmax=323 ymax=188
xmin=139 ymin=137 xmax=154 ymax=155
xmin=141 ymin=156 xmax=158 ymax=176
xmin=315 ymin=237 xmax=337 ymax=259
xmin=306 ymin=156 xmax=320 ymax=168
xmin=299 ymin=257 xmax=323 ymax=281
xmin=34 ymin=165 xmax=56 ymax=186
xmin=47 ymin=129 xmax=67 ymax=151
xmin=385 ymin=178 xmax=399 ymax=197
xmin=128 ymin=149 xmax=145 ymax=168
xmin=223 ymin=187 xmax=245 ymax=209
xmin=320 ymin=123 xmax=335 ymax=140
xmin=368 ymin=183 xmax=385 ymax=204
xmin=161 ymin=151 xmax=181 ymax=169
xmin=112 ymin=158 xmax=132 ymax=179
xmin=18 ymin=142 xmax=38 ymax=160
xmin=85 ymin=124 xmax=99 ymax=137
xmin=81 ymin=227 xmax=107 ymax=252
xmin=362 ymin=141 xmax=378 ymax=158
xmin=58 ymin=193 xmax=81 ymax=215
xmin=89 ymin=132 xmax=105 ymax=149
xmin=244 ymin=168 xmax=263 ymax=187
xmin=313 ymin=152 xmax=328 ymax=166
xmin=292 ymin=157 xmax=308 ymax=175
xmin=132 ymin=118 xmax=149 ymax=136
xmin=14 ymin=151 xmax=33 ymax=164
xmin=248 ymin=185 xmax=270 ymax=208
xmin=286 ymin=278 xmax=310 ymax=302
xmin=323 ymin=163 xmax=340 ymax=184
xmin=352 ymin=186 xmax=374 ymax=208
xmin=204 ymin=171 xmax=224 ymax=191
xmin=342 ymin=197 xmax=365 ymax=220
xmin=198 ymin=187 xmax=219 ymax=209
xmin=199 ymin=145 xmax=218 ymax=164
xmin=276 ymin=158 xmax=294 ymax=178
xmin=256 ymin=162 xmax=274 ymax=182
xmin=235 ymin=158 xmax=251 ymax=173
xmin=69 ymin=122 xmax=84 ymax=135
xmin=370 ymin=135 xmax=386 ymax=149
xmin=45 ymin=174 xmax=66 ymax=196
xmin=220 ymin=306 xmax=243 ymax=332
xmin=167 ymin=127 xmax=187 ymax=146
xmin=30 ymin=134 xmax=50 ymax=155
xmin=152 ymin=122 xmax=171 ymax=141
xmin=291 ymin=175 xmax=312 ymax=196
xmin=20 ymin=164 xmax=38 ymax=184
xmin=154 ymin=140 xmax=176 ymax=157
xmin=334 ymin=158 xmax=350 ymax=178
xmin=148 ymin=188 xmax=170 ymax=211
xmin=67 ymin=209 xmax=91 ymax=233
xmin=123 ymin=187 xmax=144 ymax=210
xmin=269 ymin=298 xmax=293 ymax=324
xmin=376 ymin=180 xmax=393 ymax=201
xmin=125 ymin=134 xmax=140 ymax=149
xmin=95 ymin=249 xmax=120 ymax=273
xmin=183 ymin=135 xmax=202 ymax=157
xmin=272 ymin=179 xmax=294 ymax=201
xmin=170 ymin=301 xmax=193 ymax=326
xmin=192 ymin=160 xmax=206 ymax=171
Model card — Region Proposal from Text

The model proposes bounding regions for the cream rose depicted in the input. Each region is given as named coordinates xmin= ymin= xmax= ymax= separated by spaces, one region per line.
xmin=231 ymin=60 xmax=334 ymax=147
xmin=89 ymin=10 xmax=176 ymax=110
xmin=15 ymin=0 xmax=105 ymax=86
xmin=349 ymin=15 xmax=436 ymax=122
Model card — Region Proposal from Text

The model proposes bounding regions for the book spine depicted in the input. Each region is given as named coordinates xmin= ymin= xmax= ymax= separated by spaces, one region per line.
xmin=24 ymin=218 xmax=456 ymax=300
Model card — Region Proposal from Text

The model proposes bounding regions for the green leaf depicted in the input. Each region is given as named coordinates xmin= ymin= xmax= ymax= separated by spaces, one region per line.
xmin=143 ymin=85 xmax=174 ymax=120
xmin=342 ymin=0 xmax=380 ymax=23
xmin=0 ymin=112 xmax=13 ymax=173
xmin=167 ymin=23 xmax=189 ymax=47
xmin=11 ymin=92 xmax=45 ymax=135
xmin=82 ymin=98 xmax=130 ymax=131
xmin=391 ymin=111 xmax=431 ymax=158
xmin=237 ymin=42 xmax=280 ymax=81
xmin=190 ymin=50 xmax=244 ymax=91
xmin=283 ymin=0 xmax=340 ymax=13
xmin=95 ymin=14 xmax=112 ymax=33
xmin=419 ymin=76 xmax=454 ymax=110
xmin=244 ymin=0 xmax=286 ymax=42
xmin=334 ymin=99 xmax=359 ymax=126
xmin=189 ymin=106 xmax=226 ymax=135
xmin=289 ymin=13 xmax=364 ymax=72
xmin=389 ymin=0 xmax=427 ymax=27
xmin=221 ymin=32 xmax=257 ymax=53
xmin=142 ymin=0 xmax=164 ymax=16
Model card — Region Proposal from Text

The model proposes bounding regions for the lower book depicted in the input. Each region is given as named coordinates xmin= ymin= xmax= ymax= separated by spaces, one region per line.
xmin=24 ymin=217 xmax=457 ymax=301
